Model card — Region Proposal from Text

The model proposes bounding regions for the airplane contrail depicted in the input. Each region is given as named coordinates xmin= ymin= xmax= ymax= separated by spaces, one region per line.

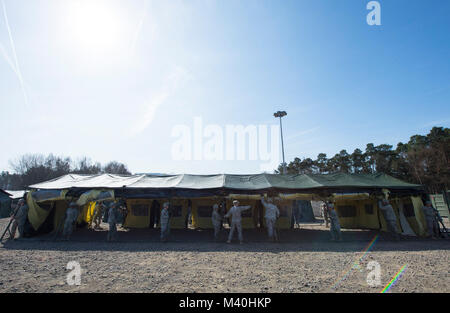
xmin=1 ymin=0 xmax=29 ymax=106
xmin=129 ymin=0 xmax=148 ymax=58
xmin=0 ymin=41 xmax=18 ymax=75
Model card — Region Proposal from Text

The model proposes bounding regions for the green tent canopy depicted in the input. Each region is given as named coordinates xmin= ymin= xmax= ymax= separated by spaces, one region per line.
xmin=28 ymin=173 xmax=423 ymax=198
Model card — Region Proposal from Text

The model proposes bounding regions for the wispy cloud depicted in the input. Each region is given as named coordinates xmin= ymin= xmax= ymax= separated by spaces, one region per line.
xmin=129 ymin=0 xmax=149 ymax=58
xmin=286 ymin=126 xmax=320 ymax=141
xmin=130 ymin=65 xmax=190 ymax=135
xmin=1 ymin=0 xmax=28 ymax=106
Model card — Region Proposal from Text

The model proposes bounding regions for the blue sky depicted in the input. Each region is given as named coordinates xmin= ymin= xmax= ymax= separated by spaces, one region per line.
xmin=0 ymin=0 xmax=449 ymax=174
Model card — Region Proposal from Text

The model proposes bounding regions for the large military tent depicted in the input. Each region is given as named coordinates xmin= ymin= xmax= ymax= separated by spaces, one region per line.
xmin=23 ymin=172 xmax=429 ymax=237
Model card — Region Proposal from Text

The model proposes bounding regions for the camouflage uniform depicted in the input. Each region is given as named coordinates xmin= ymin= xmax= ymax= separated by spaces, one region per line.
xmin=433 ymin=207 xmax=444 ymax=237
xmin=211 ymin=206 xmax=222 ymax=240
xmin=92 ymin=202 xmax=104 ymax=229
xmin=321 ymin=203 xmax=329 ymax=228
xmin=225 ymin=203 xmax=251 ymax=243
xmin=160 ymin=204 xmax=170 ymax=242
xmin=421 ymin=203 xmax=439 ymax=238
xmin=261 ymin=198 xmax=280 ymax=241
xmin=10 ymin=202 xmax=29 ymax=239
xmin=107 ymin=204 xmax=118 ymax=242
xmin=329 ymin=206 xmax=342 ymax=241
xmin=62 ymin=205 xmax=79 ymax=240
xmin=378 ymin=200 xmax=400 ymax=240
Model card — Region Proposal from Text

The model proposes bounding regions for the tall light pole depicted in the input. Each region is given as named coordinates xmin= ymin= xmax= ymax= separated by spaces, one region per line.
xmin=274 ymin=111 xmax=287 ymax=174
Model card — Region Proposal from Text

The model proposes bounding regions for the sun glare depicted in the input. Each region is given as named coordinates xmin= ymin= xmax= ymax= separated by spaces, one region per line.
xmin=66 ymin=1 xmax=124 ymax=51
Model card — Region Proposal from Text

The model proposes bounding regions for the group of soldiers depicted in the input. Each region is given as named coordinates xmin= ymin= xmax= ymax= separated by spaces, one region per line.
xmin=158 ymin=197 xmax=280 ymax=244
xmin=321 ymin=198 xmax=446 ymax=241
xmin=4 ymin=195 xmax=446 ymax=242
xmin=209 ymin=197 xmax=280 ymax=244
xmin=60 ymin=200 xmax=126 ymax=241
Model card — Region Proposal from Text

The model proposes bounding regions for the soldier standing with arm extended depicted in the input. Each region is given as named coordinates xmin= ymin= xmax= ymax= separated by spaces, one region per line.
xmin=225 ymin=200 xmax=251 ymax=244
xmin=378 ymin=199 xmax=400 ymax=240
xmin=260 ymin=196 xmax=280 ymax=242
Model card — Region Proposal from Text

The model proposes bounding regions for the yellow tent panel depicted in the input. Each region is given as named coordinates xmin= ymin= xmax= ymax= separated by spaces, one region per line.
xmin=410 ymin=196 xmax=427 ymax=236
xmin=191 ymin=198 xmax=219 ymax=229
xmin=26 ymin=192 xmax=53 ymax=231
xmin=78 ymin=201 xmax=96 ymax=224
xmin=334 ymin=196 xmax=427 ymax=236
xmin=53 ymin=200 xmax=68 ymax=230
xmin=123 ymin=199 xmax=152 ymax=228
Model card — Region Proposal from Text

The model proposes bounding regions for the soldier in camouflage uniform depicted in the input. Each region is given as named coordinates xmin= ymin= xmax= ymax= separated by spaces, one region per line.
xmin=160 ymin=202 xmax=170 ymax=242
xmin=211 ymin=204 xmax=222 ymax=240
xmin=421 ymin=201 xmax=439 ymax=239
xmin=328 ymin=203 xmax=342 ymax=242
xmin=62 ymin=202 xmax=79 ymax=241
xmin=225 ymin=200 xmax=251 ymax=244
xmin=321 ymin=202 xmax=329 ymax=228
xmin=107 ymin=202 xmax=118 ymax=242
xmin=260 ymin=196 xmax=280 ymax=242
xmin=91 ymin=201 xmax=105 ymax=229
xmin=9 ymin=198 xmax=29 ymax=240
xmin=378 ymin=199 xmax=400 ymax=240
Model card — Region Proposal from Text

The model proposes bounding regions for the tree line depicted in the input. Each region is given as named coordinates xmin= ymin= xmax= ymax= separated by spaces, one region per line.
xmin=1 ymin=154 xmax=131 ymax=190
xmin=277 ymin=127 xmax=450 ymax=193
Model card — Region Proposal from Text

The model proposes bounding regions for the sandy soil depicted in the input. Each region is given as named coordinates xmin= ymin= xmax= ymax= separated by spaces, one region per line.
xmin=0 ymin=218 xmax=449 ymax=293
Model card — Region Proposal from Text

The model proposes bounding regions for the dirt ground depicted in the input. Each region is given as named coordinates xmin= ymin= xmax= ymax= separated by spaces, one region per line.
xmin=0 ymin=218 xmax=449 ymax=293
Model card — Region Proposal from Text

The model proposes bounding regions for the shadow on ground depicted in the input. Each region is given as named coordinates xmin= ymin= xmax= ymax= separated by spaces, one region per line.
xmin=1 ymin=224 xmax=449 ymax=253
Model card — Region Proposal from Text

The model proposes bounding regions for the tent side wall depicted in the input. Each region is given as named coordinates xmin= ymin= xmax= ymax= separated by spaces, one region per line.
xmin=0 ymin=193 xmax=11 ymax=218
xmin=124 ymin=199 xmax=153 ymax=228
xmin=123 ymin=198 xmax=188 ymax=229
xmin=335 ymin=198 xmax=397 ymax=231
xmin=27 ymin=192 xmax=53 ymax=231
xmin=191 ymin=198 xmax=218 ymax=229
xmin=410 ymin=196 xmax=427 ymax=236
xmin=335 ymin=197 xmax=428 ymax=237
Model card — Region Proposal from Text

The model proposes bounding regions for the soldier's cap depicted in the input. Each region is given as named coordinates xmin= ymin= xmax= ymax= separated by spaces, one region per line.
xmin=233 ymin=200 xmax=239 ymax=205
